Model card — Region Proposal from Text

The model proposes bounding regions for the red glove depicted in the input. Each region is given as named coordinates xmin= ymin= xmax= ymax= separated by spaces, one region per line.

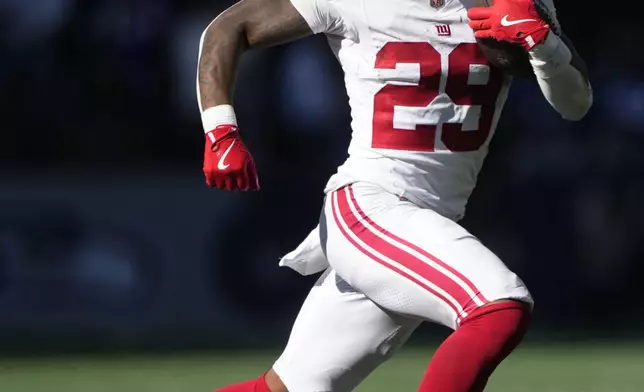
xmin=468 ymin=0 xmax=551 ymax=50
xmin=203 ymin=125 xmax=260 ymax=191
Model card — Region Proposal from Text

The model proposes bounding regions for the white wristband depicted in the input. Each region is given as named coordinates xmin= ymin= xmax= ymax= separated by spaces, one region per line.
xmin=529 ymin=33 xmax=572 ymax=79
xmin=201 ymin=105 xmax=238 ymax=133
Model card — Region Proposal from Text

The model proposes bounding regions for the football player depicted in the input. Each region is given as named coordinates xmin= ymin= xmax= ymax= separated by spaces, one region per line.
xmin=196 ymin=0 xmax=592 ymax=390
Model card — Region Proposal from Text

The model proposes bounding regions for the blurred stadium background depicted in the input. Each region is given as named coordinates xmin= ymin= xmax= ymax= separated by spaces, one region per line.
xmin=1 ymin=0 xmax=643 ymax=390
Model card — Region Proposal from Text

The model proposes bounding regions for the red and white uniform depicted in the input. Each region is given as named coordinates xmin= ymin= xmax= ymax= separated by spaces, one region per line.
xmin=315 ymin=0 xmax=513 ymax=221
xmin=274 ymin=0 xmax=557 ymax=390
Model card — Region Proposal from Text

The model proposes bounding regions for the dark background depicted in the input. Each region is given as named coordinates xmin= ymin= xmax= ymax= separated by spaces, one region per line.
xmin=1 ymin=0 xmax=643 ymax=356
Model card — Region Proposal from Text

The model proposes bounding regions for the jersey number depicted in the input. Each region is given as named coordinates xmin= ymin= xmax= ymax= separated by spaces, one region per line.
xmin=372 ymin=42 xmax=504 ymax=152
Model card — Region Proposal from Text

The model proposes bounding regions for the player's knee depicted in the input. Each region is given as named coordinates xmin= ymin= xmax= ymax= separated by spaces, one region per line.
xmin=265 ymin=369 xmax=288 ymax=392
xmin=463 ymin=299 xmax=532 ymax=345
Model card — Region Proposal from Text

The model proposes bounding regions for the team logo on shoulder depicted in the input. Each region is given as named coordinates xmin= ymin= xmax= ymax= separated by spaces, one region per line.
xmin=430 ymin=0 xmax=444 ymax=8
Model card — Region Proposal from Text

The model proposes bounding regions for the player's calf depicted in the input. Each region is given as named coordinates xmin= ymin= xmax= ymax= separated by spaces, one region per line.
xmin=215 ymin=370 xmax=285 ymax=392
xmin=418 ymin=299 xmax=532 ymax=392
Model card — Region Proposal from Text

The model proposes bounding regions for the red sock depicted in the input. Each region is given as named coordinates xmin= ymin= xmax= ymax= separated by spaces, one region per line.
xmin=418 ymin=301 xmax=531 ymax=392
xmin=216 ymin=373 xmax=271 ymax=392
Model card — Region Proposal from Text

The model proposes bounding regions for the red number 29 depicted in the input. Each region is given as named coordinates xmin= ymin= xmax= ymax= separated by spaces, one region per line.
xmin=372 ymin=42 xmax=504 ymax=152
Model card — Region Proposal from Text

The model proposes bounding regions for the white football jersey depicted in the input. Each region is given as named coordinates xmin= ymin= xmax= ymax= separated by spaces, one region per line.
xmin=290 ymin=0 xmax=558 ymax=220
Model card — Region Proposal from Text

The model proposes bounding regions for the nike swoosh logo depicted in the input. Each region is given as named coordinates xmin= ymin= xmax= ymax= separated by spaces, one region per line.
xmin=217 ymin=140 xmax=236 ymax=170
xmin=500 ymin=15 xmax=537 ymax=26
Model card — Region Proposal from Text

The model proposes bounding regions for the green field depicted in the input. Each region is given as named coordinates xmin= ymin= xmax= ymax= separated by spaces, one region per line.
xmin=1 ymin=344 xmax=643 ymax=391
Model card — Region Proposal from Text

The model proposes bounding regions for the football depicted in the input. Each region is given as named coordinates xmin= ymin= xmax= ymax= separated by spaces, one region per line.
xmin=472 ymin=0 xmax=533 ymax=77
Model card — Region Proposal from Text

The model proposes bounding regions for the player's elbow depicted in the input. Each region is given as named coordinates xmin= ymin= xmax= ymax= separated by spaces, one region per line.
xmin=561 ymin=88 xmax=593 ymax=122
xmin=200 ymin=11 xmax=247 ymax=50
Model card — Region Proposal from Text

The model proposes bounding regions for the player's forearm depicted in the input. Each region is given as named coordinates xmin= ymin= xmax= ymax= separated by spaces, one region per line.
xmin=534 ymin=66 xmax=592 ymax=121
xmin=197 ymin=12 xmax=248 ymax=112
xmin=529 ymin=33 xmax=593 ymax=121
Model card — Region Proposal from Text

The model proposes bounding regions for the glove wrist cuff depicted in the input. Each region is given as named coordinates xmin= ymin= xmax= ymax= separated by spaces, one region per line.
xmin=201 ymin=105 xmax=238 ymax=133
xmin=529 ymin=32 xmax=572 ymax=79
xmin=522 ymin=25 xmax=550 ymax=50
xmin=207 ymin=124 xmax=238 ymax=145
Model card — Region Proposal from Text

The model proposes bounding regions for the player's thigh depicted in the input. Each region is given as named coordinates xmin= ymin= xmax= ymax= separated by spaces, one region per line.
xmin=273 ymin=268 xmax=420 ymax=392
xmin=322 ymin=183 xmax=532 ymax=330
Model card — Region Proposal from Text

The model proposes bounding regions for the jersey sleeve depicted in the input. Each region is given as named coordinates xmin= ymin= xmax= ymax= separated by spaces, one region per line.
xmin=289 ymin=0 xmax=343 ymax=35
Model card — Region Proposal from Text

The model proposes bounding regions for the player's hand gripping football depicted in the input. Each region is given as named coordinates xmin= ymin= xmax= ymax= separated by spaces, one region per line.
xmin=203 ymin=125 xmax=260 ymax=191
xmin=468 ymin=0 xmax=551 ymax=50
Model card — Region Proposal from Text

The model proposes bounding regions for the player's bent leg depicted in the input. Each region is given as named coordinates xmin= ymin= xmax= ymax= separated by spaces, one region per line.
xmin=418 ymin=299 xmax=532 ymax=392
xmin=272 ymin=268 xmax=420 ymax=392
xmin=322 ymin=183 xmax=534 ymax=391
xmin=323 ymin=184 xmax=532 ymax=328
